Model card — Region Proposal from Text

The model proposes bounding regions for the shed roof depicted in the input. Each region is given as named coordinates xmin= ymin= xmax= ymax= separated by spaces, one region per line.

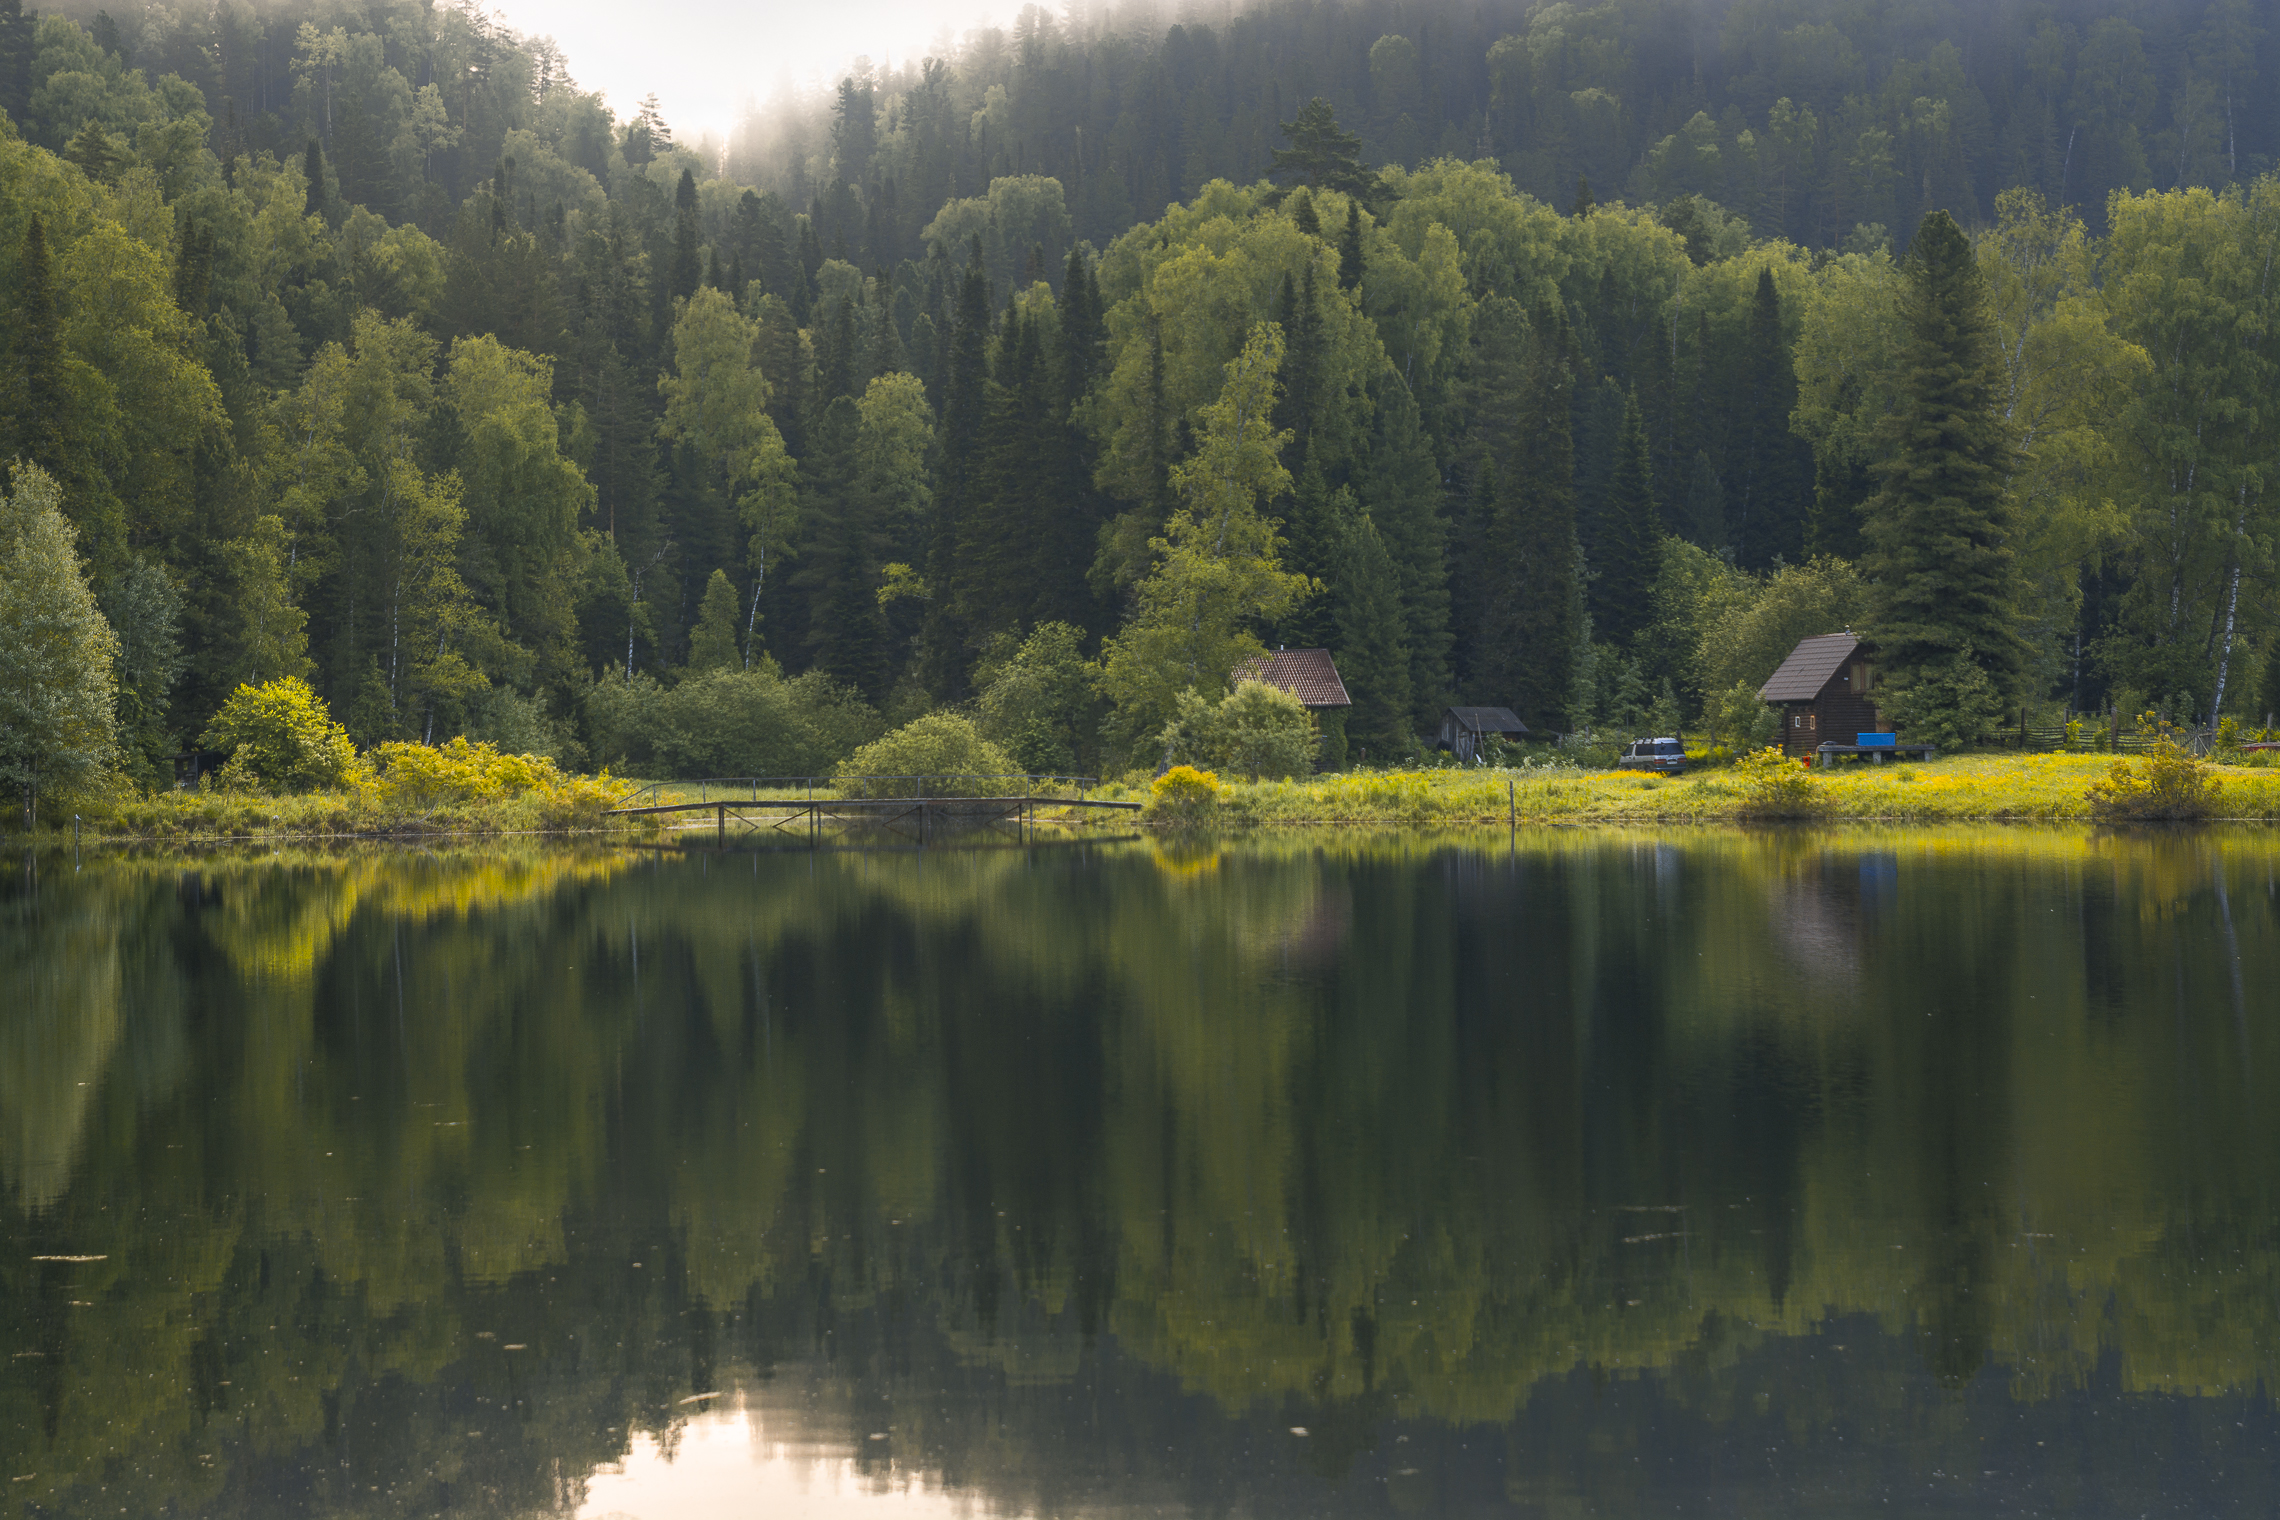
xmin=1758 ymin=633 xmax=1863 ymax=702
xmin=1232 ymin=648 xmax=1351 ymax=707
xmin=1443 ymin=706 xmax=1529 ymax=735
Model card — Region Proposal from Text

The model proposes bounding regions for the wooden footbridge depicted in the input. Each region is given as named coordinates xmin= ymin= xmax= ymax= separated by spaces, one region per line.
xmin=605 ymin=775 xmax=1141 ymax=843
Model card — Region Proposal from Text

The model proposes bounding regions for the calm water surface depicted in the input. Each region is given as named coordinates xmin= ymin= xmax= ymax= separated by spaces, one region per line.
xmin=5 ymin=827 xmax=2280 ymax=1518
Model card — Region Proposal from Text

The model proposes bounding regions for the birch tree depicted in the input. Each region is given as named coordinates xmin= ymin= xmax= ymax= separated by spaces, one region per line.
xmin=0 ymin=465 xmax=117 ymax=827
xmin=1100 ymin=323 xmax=1311 ymax=749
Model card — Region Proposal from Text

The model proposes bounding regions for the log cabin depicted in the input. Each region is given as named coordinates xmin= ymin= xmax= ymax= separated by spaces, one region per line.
xmin=1759 ymin=633 xmax=1883 ymax=759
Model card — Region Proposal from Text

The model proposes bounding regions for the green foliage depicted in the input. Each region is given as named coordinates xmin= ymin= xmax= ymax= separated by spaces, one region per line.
xmin=1591 ymin=390 xmax=1659 ymax=645
xmin=1161 ymin=679 xmax=1319 ymax=781
xmin=1697 ymin=556 xmax=1868 ymax=697
xmin=1864 ymin=210 xmax=2026 ymax=703
xmin=1734 ymin=744 xmax=1822 ymax=818
xmin=201 ymin=676 xmax=359 ymax=793
xmin=585 ymin=666 xmax=882 ymax=780
xmin=973 ymin=622 xmax=1101 ymax=776
xmin=1100 ymin=324 xmax=1310 ymax=748
xmin=835 ymin=711 xmax=1019 ymax=796
xmin=1879 ymin=644 xmax=2006 ymax=752
xmin=687 ymin=568 xmax=742 ymax=672
xmin=95 ymin=556 xmax=183 ymax=786
xmin=1330 ymin=500 xmax=1413 ymax=759
xmin=1701 ymin=680 xmax=1780 ymax=752
xmin=2 ymin=0 xmax=2278 ymax=814
xmin=2086 ymin=742 xmax=2225 ymax=821
xmin=0 ymin=463 xmax=118 ymax=823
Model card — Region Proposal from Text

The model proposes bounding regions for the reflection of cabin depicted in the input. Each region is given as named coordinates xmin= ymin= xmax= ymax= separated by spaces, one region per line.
xmin=1437 ymin=707 xmax=1529 ymax=762
xmin=1759 ymin=633 xmax=1883 ymax=758
xmin=1231 ymin=648 xmax=1352 ymax=713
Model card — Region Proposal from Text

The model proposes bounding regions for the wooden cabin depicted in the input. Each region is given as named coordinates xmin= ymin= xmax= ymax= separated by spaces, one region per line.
xmin=1437 ymin=707 xmax=1530 ymax=762
xmin=1231 ymin=648 xmax=1353 ymax=713
xmin=1759 ymin=633 xmax=1883 ymax=758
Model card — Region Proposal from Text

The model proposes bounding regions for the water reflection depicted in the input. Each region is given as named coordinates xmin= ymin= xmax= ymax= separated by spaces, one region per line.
xmin=3 ymin=829 xmax=2279 ymax=1517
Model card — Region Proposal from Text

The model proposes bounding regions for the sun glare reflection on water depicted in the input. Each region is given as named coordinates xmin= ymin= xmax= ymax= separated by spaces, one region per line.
xmin=577 ymin=1400 xmax=1007 ymax=1520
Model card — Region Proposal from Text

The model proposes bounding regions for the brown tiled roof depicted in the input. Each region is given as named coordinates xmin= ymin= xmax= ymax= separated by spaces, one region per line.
xmin=1444 ymin=706 xmax=1529 ymax=735
xmin=1758 ymin=633 xmax=1861 ymax=702
xmin=1232 ymin=647 xmax=1352 ymax=707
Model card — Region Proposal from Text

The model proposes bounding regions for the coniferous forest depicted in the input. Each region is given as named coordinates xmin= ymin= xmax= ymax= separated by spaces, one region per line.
xmin=3 ymin=0 xmax=2279 ymax=796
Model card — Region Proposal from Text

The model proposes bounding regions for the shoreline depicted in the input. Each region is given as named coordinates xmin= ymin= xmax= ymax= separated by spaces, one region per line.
xmin=18 ymin=753 xmax=2278 ymax=845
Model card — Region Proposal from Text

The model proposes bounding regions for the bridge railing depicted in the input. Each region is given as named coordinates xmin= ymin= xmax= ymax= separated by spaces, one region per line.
xmin=618 ymin=775 xmax=1102 ymax=811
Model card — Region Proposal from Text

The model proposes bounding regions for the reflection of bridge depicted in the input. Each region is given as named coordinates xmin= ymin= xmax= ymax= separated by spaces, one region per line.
xmin=605 ymin=776 xmax=1142 ymax=844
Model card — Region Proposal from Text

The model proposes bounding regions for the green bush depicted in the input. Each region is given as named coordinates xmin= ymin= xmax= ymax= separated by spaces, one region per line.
xmin=835 ymin=712 xmax=1020 ymax=797
xmin=585 ymin=667 xmax=884 ymax=779
xmin=1734 ymin=745 xmax=1823 ymax=818
xmin=1879 ymin=646 xmax=2004 ymax=752
xmin=2086 ymin=742 xmax=2224 ymax=821
xmin=974 ymin=622 xmax=1102 ymax=776
xmin=202 ymin=677 xmax=361 ymax=792
xmin=1161 ymin=680 xmax=1318 ymax=781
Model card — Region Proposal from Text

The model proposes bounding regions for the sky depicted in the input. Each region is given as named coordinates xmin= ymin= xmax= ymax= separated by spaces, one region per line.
xmin=500 ymin=0 xmax=987 ymax=144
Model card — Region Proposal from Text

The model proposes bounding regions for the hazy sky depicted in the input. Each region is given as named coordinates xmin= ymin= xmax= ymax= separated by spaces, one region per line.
xmin=505 ymin=0 xmax=984 ymax=143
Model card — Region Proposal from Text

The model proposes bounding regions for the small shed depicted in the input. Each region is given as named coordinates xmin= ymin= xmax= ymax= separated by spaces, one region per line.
xmin=1759 ymin=633 xmax=1883 ymax=758
xmin=1437 ymin=706 xmax=1529 ymax=762
xmin=1231 ymin=648 xmax=1352 ymax=712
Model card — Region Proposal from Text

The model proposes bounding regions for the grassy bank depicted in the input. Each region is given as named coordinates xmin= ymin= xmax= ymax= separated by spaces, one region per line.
xmin=35 ymin=750 xmax=2280 ymax=842
xmin=1110 ymin=752 xmax=2280 ymax=826
xmin=39 ymin=777 xmax=648 ymax=843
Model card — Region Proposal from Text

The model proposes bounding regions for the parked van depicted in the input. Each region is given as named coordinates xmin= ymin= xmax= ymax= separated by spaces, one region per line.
xmin=1616 ymin=737 xmax=1688 ymax=774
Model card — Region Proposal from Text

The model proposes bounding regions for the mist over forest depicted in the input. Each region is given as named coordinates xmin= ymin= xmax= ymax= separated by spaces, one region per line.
xmin=1 ymin=0 xmax=2276 ymax=798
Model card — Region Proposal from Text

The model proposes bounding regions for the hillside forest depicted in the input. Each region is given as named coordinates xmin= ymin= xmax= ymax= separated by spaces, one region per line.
xmin=2 ymin=0 xmax=2279 ymax=800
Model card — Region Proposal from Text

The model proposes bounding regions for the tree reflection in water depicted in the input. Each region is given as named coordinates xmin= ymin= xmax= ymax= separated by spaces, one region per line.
xmin=3 ymin=829 xmax=2279 ymax=1517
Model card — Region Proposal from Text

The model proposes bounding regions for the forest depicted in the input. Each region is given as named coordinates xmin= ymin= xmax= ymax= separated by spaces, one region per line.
xmin=1 ymin=0 xmax=2277 ymax=801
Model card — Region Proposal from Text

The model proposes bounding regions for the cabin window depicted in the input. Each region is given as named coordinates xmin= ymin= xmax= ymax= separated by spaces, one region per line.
xmin=1849 ymin=661 xmax=1873 ymax=694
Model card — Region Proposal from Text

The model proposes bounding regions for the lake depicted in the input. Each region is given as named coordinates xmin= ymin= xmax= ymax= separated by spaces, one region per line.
xmin=4 ymin=827 xmax=2278 ymax=1517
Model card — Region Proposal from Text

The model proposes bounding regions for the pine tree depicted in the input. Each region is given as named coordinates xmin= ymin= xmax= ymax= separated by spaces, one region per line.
xmin=1682 ymin=451 xmax=1728 ymax=554
xmin=1338 ymin=200 xmax=1365 ymax=291
xmin=0 ymin=465 xmax=119 ymax=828
xmin=303 ymin=139 xmax=330 ymax=221
xmin=817 ymin=295 xmax=857 ymax=403
xmin=1864 ymin=210 xmax=2025 ymax=700
xmin=670 ymin=190 xmax=701 ymax=306
xmin=958 ymin=304 xmax=1051 ymax=633
xmin=798 ymin=395 xmax=887 ymax=697
xmin=1732 ymin=267 xmax=1811 ymax=568
xmin=1572 ymin=175 xmax=1595 ymax=217
xmin=0 ymin=0 xmax=32 ymax=123
xmin=750 ymin=295 xmax=809 ymax=459
xmin=1356 ymin=376 xmax=1451 ymax=725
xmin=792 ymin=217 xmax=822 ymax=322
xmin=752 ymin=200 xmax=794 ymax=305
xmin=1273 ymin=99 xmax=1378 ymax=201
xmin=687 ymin=568 xmax=742 ymax=670
xmin=1099 ymin=323 xmax=1308 ymax=748
xmin=1332 ymin=498 xmax=1413 ymax=759
xmin=1477 ymin=307 xmax=1579 ymax=728
xmin=1591 ymin=389 xmax=1660 ymax=646
xmin=1273 ymin=445 xmax=1339 ymax=648
xmin=921 ymin=243 xmax=992 ymax=692
xmin=1290 ymin=189 xmax=1320 ymax=237
xmin=2 ymin=213 xmax=64 ymax=489
xmin=1273 ymin=265 xmax=1324 ymax=462
xmin=1034 ymin=250 xmax=1105 ymax=631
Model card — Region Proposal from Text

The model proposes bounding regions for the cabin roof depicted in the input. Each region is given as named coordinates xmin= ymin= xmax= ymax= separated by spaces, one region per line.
xmin=1758 ymin=633 xmax=1863 ymax=702
xmin=1232 ymin=648 xmax=1352 ymax=707
xmin=1442 ymin=706 xmax=1529 ymax=735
